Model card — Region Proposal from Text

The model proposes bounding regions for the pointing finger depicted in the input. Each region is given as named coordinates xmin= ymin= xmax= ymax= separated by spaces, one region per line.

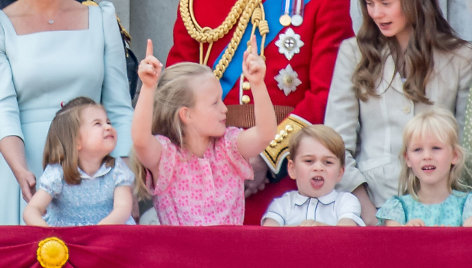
xmin=250 ymin=35 xmax=257 ymax=55
xmin=146 ymin=39 xmax=153 ymax=57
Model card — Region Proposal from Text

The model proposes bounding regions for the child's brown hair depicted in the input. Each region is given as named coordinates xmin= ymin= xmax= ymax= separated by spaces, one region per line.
xmin=288 ymin=124 xmax=345 ymax=166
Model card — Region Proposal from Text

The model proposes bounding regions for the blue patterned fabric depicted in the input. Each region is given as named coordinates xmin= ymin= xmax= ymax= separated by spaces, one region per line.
xmin=39 ymin=158 xmax=134 ymax=226
xmin=376 ymin=190 xmax=472 ymax=226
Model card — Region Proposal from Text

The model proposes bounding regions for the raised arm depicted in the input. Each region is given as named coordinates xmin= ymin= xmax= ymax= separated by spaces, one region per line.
xmin=131 ymin=39 xmax=163 ymax=174
xmin=237 ymin=36 xmax=277 ymax=160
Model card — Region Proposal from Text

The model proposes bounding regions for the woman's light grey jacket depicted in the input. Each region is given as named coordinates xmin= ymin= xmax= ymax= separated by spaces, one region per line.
xmin=324 ymin=37 xmax=472 ymax=207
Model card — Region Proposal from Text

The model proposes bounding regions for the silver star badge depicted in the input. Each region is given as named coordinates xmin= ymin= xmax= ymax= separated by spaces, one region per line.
xmin=275 ymin=28 xmax=304 ymax=60
xmin=274 ymin=64 xmax=302 ymax=96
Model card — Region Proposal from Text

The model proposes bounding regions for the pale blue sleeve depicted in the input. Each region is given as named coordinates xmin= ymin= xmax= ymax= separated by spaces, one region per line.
xmin=37 ymin=164 xmax=64 ymax=198
xmin=113 ymin=158 xmax=135 ymax=187
xmin=376 ymin=197 xmax=406 ymax=225
xmin=99 ymin=1 xmax=133 ymax=157
xmin=0 ymin=21 xmax=23 ymax=142
xmin=462 ymin=193 xmax=472 ymax=222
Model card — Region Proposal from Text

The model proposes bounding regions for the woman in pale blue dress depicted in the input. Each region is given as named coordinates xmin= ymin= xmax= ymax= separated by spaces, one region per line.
xmin=0 ymin=0 xmax=133 ymax=225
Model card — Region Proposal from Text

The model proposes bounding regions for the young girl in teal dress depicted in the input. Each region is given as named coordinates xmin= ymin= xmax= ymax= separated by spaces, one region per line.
xmin=23 ymin=97 xmax=134 ymax=226
xmin=377 ymin=108 xmax=472 ymax=227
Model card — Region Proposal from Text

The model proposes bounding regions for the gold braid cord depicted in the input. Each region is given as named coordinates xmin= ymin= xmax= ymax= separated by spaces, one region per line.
xmin=179 ymin=0 xmax=266 ymax=79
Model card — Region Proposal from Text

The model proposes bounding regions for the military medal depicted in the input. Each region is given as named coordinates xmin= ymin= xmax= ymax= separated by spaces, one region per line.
xmin=279 ymin=14 xmax=291 ymax=26
xmin=275 ymin=28 xmax=304 ymax=60
xmin=275 ymin=64 xmax=302 ymax=96
xmin=291 ymin=0 xmax=304 ymax=26
xmin=279 ymin=0 xmax=291 ymax=26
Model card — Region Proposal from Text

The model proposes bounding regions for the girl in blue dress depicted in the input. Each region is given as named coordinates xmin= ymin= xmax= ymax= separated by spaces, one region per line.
xmin=0 ymin=0 xmax=133 ymax=225
xmin=23 ymin=97 xmax=134 ymax=226
xmin=377 ymin=108 xmax=472 ymax=227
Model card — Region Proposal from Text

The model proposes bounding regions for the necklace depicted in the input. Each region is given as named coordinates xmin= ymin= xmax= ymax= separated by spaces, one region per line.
xmin=48 ymin=19 xmax=55 ymax=24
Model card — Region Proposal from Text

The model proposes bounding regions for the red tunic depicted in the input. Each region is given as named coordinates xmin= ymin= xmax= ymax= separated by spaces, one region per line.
xmin=167 ymin=0 xmax=353 ymax=125
xmin=166 ymin=0 xmax=353 ymax=225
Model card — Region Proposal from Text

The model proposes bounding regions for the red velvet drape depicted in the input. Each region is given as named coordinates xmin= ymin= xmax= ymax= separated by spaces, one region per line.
xmin=1 ymin=225 xmax=471 ymax=267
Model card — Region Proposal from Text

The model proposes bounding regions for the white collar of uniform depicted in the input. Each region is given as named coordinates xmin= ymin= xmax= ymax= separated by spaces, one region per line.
xmin=78 ymin=162 xmax=112 ymax=180
xmin=294 ymin=189 xmax=338 ymax=206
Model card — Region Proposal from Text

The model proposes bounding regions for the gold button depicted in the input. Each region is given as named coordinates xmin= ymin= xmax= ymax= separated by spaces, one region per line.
xmin=270 ymin=140 xmax=277 ymax=147
xmin=242 ymin=81 xmax=251 ymax=90
xmin=279 ymin=14 xmax=291 ymax=27
xmin=275 ymin=134 xmax=283 ymax=143
xmin=241 ymin=95 xmax=251 ymax=104
xmin=285 ymin=124 xmax=294 ymax=133
xmin=280 ymin=130 xmax=288 ymax=138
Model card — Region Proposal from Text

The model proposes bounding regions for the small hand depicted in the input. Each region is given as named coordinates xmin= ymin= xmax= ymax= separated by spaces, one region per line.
xmin=17 ymin=169 xmax=36 ymax=202
xmin=138 ymin=39 xmax=162 ymax=89
xmin=299 ymin=220 xmax=326 ymax=226
xmin=463 ymin=217 xmax=472 ymax=227
xmin=405 ymin=218 xmax=425 ymax=227
xmin=242 ymin=35 xmax=266 ymax=87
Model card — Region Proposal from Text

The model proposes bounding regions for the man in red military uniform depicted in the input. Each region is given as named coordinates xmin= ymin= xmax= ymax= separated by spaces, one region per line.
xmin=166 ymin=0 xmax=353 ymax=224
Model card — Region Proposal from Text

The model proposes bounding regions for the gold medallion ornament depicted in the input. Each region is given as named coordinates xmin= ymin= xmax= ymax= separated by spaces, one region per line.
xmin=179 ymin=0 xmax=268 ymax=79
xmin=37 ymin=237 xmax=69 ymax=268
xmin=279 ymin=14 xmax=291 ymax=27
xmin=280 ymin=0 xmax=291 ymax=26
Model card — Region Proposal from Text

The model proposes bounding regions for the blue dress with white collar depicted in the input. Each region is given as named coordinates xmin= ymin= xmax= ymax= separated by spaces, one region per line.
xmin=38 ymin=158 xmax=134 ymax=226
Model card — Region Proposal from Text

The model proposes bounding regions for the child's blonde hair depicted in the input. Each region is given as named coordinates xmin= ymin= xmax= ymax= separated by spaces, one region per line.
xmin=132 ymin=62 xmax=213 ymax=199
xmin=399 ymin=108 xmax=467 ymax=198
xmin=288 ymin=124 xmax=345 ymax=167
xmin=43 ymin=97 xmax=114 ymax=185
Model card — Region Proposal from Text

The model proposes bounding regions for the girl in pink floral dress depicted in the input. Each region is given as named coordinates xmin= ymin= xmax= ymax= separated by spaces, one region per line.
xmin=132 ymin=38 xmax=276 ymax=225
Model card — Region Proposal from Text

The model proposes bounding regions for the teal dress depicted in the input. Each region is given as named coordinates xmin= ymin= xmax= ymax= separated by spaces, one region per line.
xmin=376 ymin=190 xmax=472 ymax=226
xmin=0 ymin=2 xmax=133 ymax=225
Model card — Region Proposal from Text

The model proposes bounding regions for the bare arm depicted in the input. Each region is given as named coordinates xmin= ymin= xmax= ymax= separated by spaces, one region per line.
xmin=299 ymin=220 xmax=329 ymax=226
xmin=132 ymin=39 xmax=163 ymax=176
xmin=262 ymin=218 xmax=281 ymax=226
xmin=98 ymin=185 xmax=133 ymax=225
xmin=237 ymin=36 xmax=277 ymax=160
xmin=383 ymin=219 xmax=402 ymax=226
xmin=463 ymin=217 xmax=472 ymax=227
xmin=337 ymin=218 xmax=359 ymax=226
xmin=404 ymin=219 xmax=425 ymax=227
xmin=0 ymin=136 xmax=36 ymax=201
xmin=352 ymin=184 xmax=378 ymax=226
xmin=23 ymin=189 xmax=52 ymax=226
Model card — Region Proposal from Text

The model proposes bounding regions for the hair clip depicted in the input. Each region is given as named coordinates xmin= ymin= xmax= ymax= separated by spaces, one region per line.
xmin=60 ymin=101 xmax=65 ymax=108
